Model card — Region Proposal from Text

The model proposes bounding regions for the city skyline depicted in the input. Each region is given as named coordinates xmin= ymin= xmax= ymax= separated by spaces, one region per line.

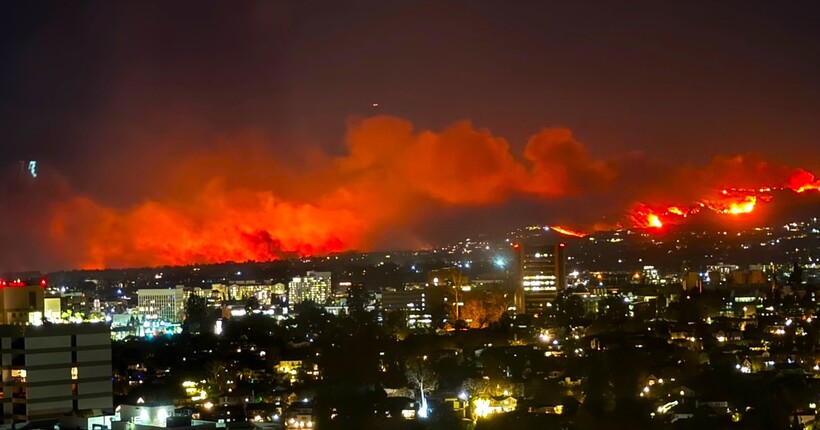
xmin=3 ymin=3 xmax=820 ymax=429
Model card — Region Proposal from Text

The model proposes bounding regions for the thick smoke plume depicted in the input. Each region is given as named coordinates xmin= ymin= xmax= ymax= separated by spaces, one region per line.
xmin=1 ymin=116 xmax=818 ymax=271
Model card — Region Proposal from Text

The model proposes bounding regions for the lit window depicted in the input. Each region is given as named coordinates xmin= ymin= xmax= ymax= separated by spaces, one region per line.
xmin=71 ymin=367 xmax=79 ymax=380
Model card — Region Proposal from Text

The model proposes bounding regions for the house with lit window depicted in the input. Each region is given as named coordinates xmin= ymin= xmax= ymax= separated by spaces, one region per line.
xmin=112 ymin=403 xmax=215 ymax=430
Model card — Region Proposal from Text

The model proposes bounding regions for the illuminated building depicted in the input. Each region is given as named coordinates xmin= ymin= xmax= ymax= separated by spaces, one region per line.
xmin=682 ymin=272 xmax=702 ymax=291
xmin=44 ymin=296 xmax=62 ymax=322
xmin=513 ymin=242 xmax=567 ymax=315
xmin=0 ymin=279 xmax=46 ymax=324
xmin=427 ymin=267 xmax=468 ymax=287
xmin=705 ymin=263 xmax=739 ymax=286
xmin=380 ymin=287 xmax=446 ymax=328
xmin=210 ymin=281 xmax=287 ymax=306
xmin=729 ymin=269 xmax=768 ymax=285
xmin=0 ymin=279 xmax=112 ymax=423
xmin=184 ymin=287 xmax=216 ymax=300
xmin=0 ymin=323 xmax=113 ymax=423
xmin=284 ymin=402 xmax=314 ymax=430
xmin=641 ymin=266 xmax=660 ymax=284
xmin=277 ymin=359 xmax=320 ymax=384
xmin=113 ymin=403 xmax=215 ymax=430
xmin=137 ymin=288 xmax=184 ymax=323
xmin=472 ymin=395 xmax=517 ymax=418
xmin=288 ymin=271 xmax=332 ymax=307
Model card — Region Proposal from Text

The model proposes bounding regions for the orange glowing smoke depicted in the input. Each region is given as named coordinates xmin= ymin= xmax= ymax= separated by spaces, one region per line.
xmin=19 ymin=116 xmax=820 ymax=269
xmin=787 ymin=169 xmax=820 ymax=193
xmin=44 ymin=116 xmax=618 ymax=269
xmin=549 ymin=225 xmax=588 ymax=238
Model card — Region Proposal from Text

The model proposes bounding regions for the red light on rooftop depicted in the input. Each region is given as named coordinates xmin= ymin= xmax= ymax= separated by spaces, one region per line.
xmin=512 ymin=243 xmax=520 ymax=249
xmin=0 ymin=279 xmax=6 ymax=287
xmin=40 ymin=278 xmax=48 ymax=287
xmin=9 ymin=280 xmax=25 ymax=287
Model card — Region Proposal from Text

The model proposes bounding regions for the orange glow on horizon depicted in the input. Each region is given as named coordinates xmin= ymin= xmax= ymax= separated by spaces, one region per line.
xmin=20 ymin=116 xmax=820 ymax=268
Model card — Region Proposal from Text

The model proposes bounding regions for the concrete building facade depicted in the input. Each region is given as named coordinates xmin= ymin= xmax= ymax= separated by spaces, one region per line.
xmin=513 ymin=242 xmax=567 ymax=315
xmin=0 ymin=323 xmax=113 ymax=424
xmin=137 ymin=288 xmax=185 ymax=323
xmin=0 ymin=284 xmax=44 ymax=325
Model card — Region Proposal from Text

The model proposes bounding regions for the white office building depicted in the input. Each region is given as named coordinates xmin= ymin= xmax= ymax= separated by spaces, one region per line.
xmin=137 ymin=288 xmax=185 ymax=323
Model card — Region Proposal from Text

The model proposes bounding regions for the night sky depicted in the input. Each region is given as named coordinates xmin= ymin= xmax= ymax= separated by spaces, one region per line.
xmin=1 ymin=1 xmax=819 ymax=271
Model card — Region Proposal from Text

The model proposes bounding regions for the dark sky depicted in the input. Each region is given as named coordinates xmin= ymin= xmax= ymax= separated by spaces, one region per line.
xmin=1 ymin=1 xmax=819 ymax=271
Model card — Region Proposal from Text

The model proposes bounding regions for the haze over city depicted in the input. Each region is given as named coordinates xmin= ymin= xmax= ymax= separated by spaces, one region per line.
xmin=2 ymin=1 xmax=819 ymax=271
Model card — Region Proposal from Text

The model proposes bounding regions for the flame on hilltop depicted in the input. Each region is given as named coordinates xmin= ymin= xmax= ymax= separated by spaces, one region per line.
xmin=549 ymin=225 xmax=588 ymax=238
xmin=725 ymin=195 xmax=756 ymax=214
xmin=630 ymin=169 xmax=820 ymax=230
xmin=631 ymin=205 xmax=675 ymax=229
xmin=631 ymin=193 xmax=762 ymax=229
xmin=702 ymin=191 xmax=763 ymax=215
xmin=667 ymin=206 xmax=687 ymax=216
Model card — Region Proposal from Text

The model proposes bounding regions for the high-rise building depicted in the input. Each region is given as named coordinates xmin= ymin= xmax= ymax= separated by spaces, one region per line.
xmin=210 ymin=281 xmax=287 ymax=306
xmin=0 ymin=324 xmax=113 ymax=423
xmin=513 ymin=242 xmax=567 ymax=315
xmin=380 ymin=286 xmax=447 ymax=328
xmin=0 ymin=280 xmax=112 ymax=424
xmin=137 ymin=288 xmax=185 ymax=323
xmin=288 ymin=271 xmax=332 ymax=307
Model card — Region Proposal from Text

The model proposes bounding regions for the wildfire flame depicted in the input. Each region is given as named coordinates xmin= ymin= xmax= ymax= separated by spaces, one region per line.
xmin=703 ymin=193 xmax=760 ymax=215
xmin=647 ymin=214 xmax=663 ymax=228
xmin=631 ymin=205 xmax=671 ymax=229
xmin=667 ymin=206 xmax=687 ymax=216
xmin=550 ymin=225 xmax=588 ymax=238
xmin=4 ymin=115 xmax=819 ymax=270
xmin=727 ymin=195 xmax=756 ymax=214
xmin=630 ymin=168 xmax=819 ymax=230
